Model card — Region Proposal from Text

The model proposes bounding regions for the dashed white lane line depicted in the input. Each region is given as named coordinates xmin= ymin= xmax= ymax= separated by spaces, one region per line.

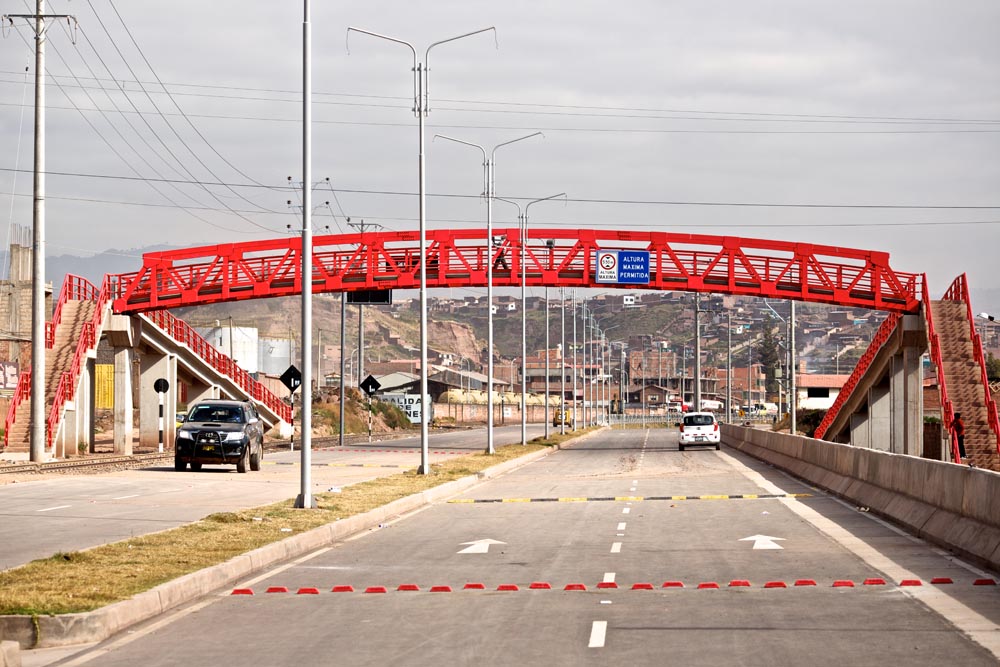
xmin=37 ymin=505 xmax=71 ymax=512
xmin=617 ymin=522 xmax=627 ymax=531
xmin=629 ymin=487 xmax=637 ymax=492
xmin=622 ymin=507 xmax=630 ymax=514
xmin=588 ymin=621 xmax=608 ymax=648
xmin=603 ymin=572 xmax=616 ymax=583
xmin=112 ymin=495 xmax=139 ymax=500
xmin=610 ymin=542 xmax=622 ymax=553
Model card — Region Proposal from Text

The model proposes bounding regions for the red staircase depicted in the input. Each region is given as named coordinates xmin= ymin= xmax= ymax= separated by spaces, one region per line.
xmin=813 ymin=311 xmax=901 ymax=441
xmin=140 ymin=309 xmax=291 ymax=423
xmin=930 ymin=274 xmax=1000 ymax=469
xmin=4 ymin=276 xmax=107 ymax=453
xmin=4 ymin=275 xmax=291 ymax=456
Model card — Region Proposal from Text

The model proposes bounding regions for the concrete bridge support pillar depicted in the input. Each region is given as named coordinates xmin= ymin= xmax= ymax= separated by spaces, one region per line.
xmin=105 ymin=314 xmax=141 ymax=456
xmin=890 ymin=344 xmax=923 ymax=457
xmin=185 ymin=379 xmax=220 ymax=406
xmin=113 ymin=346 xmax=134 ymax=455
xmin=139 ymin=353 xmax=178 ymax=451
xmin=868 ymin=380 xmax=892 ymax=452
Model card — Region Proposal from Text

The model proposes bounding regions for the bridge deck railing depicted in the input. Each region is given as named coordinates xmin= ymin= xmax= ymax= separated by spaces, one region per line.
xmin=109 ymin=229 xmax=922 ymax=314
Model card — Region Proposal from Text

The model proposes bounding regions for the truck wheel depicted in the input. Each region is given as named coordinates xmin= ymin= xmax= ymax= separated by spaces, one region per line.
xmin=237 ymin=447 xmax=249 ymax=474
xmin=190 ymin=462 xmax=202 ymax=471
xmin=250 ymin=444 xmax=261 ymax=471
xmin=174 ymin=456 xmax=186 ymax=471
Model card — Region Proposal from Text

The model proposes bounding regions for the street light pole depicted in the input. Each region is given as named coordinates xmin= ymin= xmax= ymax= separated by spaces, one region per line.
xmin=694 ymin=293 xmax=702 ymax=413
xmin=560 ymin=287 xmax=566 ymax=435
xmin=572 ymin=290 xmax=578 ymax=431
xmin=347 ymin=25 xmax=496 ymax=473
xmin=726 ymin=310 xmax=733 ymax=423
xmin=435 ymin=132 xmax=541 ymax=454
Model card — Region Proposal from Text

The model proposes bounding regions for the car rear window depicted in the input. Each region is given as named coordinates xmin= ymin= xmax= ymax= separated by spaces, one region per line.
xmin=684 ymin=415 xmax=715 ymax=426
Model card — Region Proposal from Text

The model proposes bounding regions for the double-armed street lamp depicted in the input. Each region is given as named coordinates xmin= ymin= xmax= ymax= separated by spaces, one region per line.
xmin=434 ymin=132 xmax=542 ymax=454
xmin=347 ymin=25 xmax=496 ymax=474
xmin=496 ymin=193 xmax=565 ymax=445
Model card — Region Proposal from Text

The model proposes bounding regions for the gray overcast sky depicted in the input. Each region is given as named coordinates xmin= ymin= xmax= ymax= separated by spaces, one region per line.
xmin=1 ymin=1 xmax=998 ymax=297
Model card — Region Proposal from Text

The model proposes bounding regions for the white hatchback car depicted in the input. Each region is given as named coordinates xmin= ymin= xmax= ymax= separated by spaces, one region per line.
xmin=679 ymin=412 xmax=721 ymax=451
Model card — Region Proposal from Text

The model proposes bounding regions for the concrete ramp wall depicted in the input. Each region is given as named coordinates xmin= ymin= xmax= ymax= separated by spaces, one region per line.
xmin=723 ymin=424 xmax=1000 ymax=572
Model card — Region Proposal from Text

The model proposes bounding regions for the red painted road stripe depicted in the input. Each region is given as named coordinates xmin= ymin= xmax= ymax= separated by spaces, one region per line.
xmin=231 ymin=588 xmax=254 ymax=595
xmin=564 ymin=583 xmax=587 ymax=591
xmin=463 ymin=583 xmax=485 ymax=590
xmin=973 ymin=579 xmax=997 ymax=586
xmin=331 ymin=585 xmax=354 ymax=593
xmin=728 ymin=580 xmax=751 ymax=587
xmin=763 ymin=581 xmax=787 ymax=589
xmin=863 ymin=578 xmax=886 ymax=586
xmin=930 ymin=577 xmax=953 ymax=585
xmin=497 ymin=584 xmax=519 ymax=591
xmin=430 ymin=586 xmax=452 ymax=592
xmin=364 ymin=586 xmax=388 ymax=594
xmin=297 ymin=587 xmax=320 ymax=595
xmin=596 ymin=581 xmax=618 ymax=589
xmin=265 ymin=586 xmax=289 ymax=594
xmin=794 ymin=580 xmax=817 ymax=587
xmin=632 ymin=583 xmax=654 ymax=590
xmin=662 ymin=581 xmax=685 ymax=588
xmin=832 ymin=580 xmax=855 ymax=588
xmin=529 ymin=582 xmax=552 ymax=590
xmin=697 ymin=582 xmax=720 ymax=589
xmin=899 ymin=579 xmax=922 ymax=587
xmin=397 ymin=584 xmax=420 ymax=591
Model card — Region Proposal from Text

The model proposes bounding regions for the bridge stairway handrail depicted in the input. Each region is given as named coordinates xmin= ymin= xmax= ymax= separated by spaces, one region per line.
xmin=924 ymin=276 xmax=958 ymax=461
xmin=942 ymin=273 xmax=1000 ymax=457
xmin=814 ymin=310 xmax=902 ymax=441
xmin=139 ymin=310 xmax=292 ymax=423
xmin=4 ymin=275 xmax=110 ymax=450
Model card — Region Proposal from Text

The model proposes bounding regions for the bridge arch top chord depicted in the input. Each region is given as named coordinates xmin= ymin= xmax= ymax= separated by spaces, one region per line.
xmin=110 ymin=228 xmax=922 ymax=314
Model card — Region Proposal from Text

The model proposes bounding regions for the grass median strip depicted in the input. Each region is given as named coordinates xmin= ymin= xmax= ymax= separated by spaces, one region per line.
xmin=0 ymin=440 xmax=558 ymax=616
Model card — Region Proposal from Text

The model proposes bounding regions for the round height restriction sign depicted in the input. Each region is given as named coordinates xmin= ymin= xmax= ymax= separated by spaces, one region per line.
xmin=599 ymin=253 xmax=617 ymax=270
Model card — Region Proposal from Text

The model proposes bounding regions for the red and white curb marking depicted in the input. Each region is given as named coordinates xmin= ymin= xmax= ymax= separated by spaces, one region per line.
xmin=231 ymin=576 xmax=998 ymax=595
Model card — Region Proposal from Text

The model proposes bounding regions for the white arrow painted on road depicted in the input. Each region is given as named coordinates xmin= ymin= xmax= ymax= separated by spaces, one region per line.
xmin=739 ymin=534 xmax=785 ymax=550
xmin=458 ymin=539 xmax=506 ymax=554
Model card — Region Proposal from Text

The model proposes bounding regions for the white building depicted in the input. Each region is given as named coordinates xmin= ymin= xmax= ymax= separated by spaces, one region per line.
xmin=795 ymin=374 xmax=850 ymax=410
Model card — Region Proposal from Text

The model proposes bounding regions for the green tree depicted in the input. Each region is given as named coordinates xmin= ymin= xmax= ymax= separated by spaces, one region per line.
xmin=987 ymin=353 xmax=1000 ymax=382
xmin=756 ymin=315 xmax=781 ymax=396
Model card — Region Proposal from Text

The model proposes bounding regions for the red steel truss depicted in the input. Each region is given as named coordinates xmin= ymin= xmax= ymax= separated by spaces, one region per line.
xmin=110 ymin=229 xmax=922 ymax=314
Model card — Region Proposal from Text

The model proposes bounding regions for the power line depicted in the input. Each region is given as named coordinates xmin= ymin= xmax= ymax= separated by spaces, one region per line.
xmin=2 ymin=167 xmax=998 ymax=210
xmin=1 ymin=68 xmax=997 ymax=126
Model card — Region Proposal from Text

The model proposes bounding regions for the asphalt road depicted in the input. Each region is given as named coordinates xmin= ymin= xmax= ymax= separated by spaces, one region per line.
xmin=46 ymin=427 xmax=1000 ymax=667
xmin=0 ymin=424 xmax=544 ymax=571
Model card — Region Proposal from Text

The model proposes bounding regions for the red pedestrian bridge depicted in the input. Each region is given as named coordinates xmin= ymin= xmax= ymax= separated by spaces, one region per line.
xmin=109 ymin=229 xmax=922 ymax=313
xmin=9 ymin=227 xmax=997 ymax=472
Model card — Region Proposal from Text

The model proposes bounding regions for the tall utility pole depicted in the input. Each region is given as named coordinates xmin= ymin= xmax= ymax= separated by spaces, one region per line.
xmin=4 ymin=4 xmax=74 ymax=462
xmin=346 ymin=219 xmax=382 ymax=387
xmin=694 ymin=293 xmax=702 ymax=413
xmin=790 ymin=301 xmax=797 ymax=434
xmin=348 ymin=26 xmax=496 ymax=473
xmin=726 ymin=310 xmax=733 ymax=424
xmin=571 ymin=290 xmax=578 ymax=431
xmin=560 ymin=287 xmax=566 ymax=435
xmin=296 ymin=0 xmax=314 ymax=508
xmin=436 ymin=133 xmax=541 ymax=454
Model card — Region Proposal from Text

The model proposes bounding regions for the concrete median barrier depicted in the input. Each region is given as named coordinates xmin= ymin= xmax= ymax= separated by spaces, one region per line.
xmin=723 ymin=425 xmax=1000 ymax=572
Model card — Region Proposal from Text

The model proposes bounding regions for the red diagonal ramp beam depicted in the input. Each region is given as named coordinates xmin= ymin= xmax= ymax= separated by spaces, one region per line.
xmin=111 ymin=229 xmax=921 ymax=314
